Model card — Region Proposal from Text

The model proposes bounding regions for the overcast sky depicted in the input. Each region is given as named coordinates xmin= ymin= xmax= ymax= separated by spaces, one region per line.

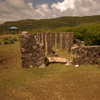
xmin=0 ymin=0 xmax=100 ymax=24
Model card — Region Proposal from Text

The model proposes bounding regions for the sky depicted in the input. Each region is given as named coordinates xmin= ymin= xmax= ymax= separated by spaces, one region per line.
xmin=0 ymin=0 xmax=100 ymax=24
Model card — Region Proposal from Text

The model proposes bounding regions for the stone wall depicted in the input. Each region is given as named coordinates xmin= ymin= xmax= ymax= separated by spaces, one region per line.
xmin=71 ymin=45 xmax=100 ymax=65
xmin=45 ymin=32 xmax=53 ymax=55
xmin=37 ymin=32 xmax=74 ymax=54
xmin=19 ymin=32 xmax=100 ymax=67
xmin=59 ymin=32 xmax=73 ymax=52
xmin=19 ymin=34 xmax=45 ymax=68
xmin=56 ymin=32 xmax=60 ymax=48
xmin=65 ymin=32 xmax=73 ymax=53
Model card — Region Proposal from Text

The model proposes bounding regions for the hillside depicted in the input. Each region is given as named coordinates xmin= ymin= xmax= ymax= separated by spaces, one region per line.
xmin=1 ymin=15 xmax=100 ymax=34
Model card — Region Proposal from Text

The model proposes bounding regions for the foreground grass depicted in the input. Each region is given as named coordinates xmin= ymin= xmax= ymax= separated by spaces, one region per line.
xmin=0 ymin=35 xmax=100 ymax=100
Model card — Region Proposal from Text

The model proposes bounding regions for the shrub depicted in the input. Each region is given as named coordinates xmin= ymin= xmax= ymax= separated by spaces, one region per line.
xmin=3 ymin=37 xmax=17 ymax=45
xmin=12 ymin=37 xmax=17 ymax=41
xmin=45 ymin=57 xmax=49 ymax=66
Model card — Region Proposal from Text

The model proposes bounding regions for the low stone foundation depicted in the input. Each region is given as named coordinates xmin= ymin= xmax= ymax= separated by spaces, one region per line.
xmin=71 ymin=45 xmax=100 ymax=65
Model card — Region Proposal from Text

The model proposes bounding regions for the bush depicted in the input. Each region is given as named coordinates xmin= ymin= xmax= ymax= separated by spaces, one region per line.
xmin=45 ymin=58 xmax=49 ymax=66
xmin=3 ymin=37 xmax=17 ymax=45
xmin=12 ymin=38 xmax=17 ymax=41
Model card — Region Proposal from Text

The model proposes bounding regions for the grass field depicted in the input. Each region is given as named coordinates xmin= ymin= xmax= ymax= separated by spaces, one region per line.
xmin=0 ymin=35 xmax=100 ymax=100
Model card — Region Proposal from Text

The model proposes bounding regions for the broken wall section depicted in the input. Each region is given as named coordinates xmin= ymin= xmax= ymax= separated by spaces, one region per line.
xmin=59 ymin=32 xmax=73 ymax=52
xmin=65 ymin=32 xmax=73 ymax=53
xmin=19 ymin=34 xmax=45 ymax=68
xmin=37 ymin=32 xmax=74 ymax=55
xmin=45 ymin=32 xmax=53 ymax=55
xmin=71 ymin=45 xmax=100 ymax=65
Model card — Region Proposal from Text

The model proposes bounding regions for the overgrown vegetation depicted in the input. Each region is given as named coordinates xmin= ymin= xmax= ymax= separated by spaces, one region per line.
xmin=3 ymin=37 xmax=17 ymax=45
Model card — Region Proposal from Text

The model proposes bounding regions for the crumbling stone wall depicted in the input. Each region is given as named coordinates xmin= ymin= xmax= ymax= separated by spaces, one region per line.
xmin=65 ymin=32 xmax=73 ymax=53
xmin=71 ymin=45 xmax=100 ymax=65
xmin=19 ymin=34 xmax=45 ymax=68
xmin=36 ymin=32 xmax=73 ymax=54
xmin=54 ymin=32 xmax=73 ymax=52
xmin=74 ymin=39 xmax=85 ymax=47
xmin=59 ymin=32 xmax=73 ymax=52
xmin=60 ymin=32 xmax=65 ymax=50
xmin=57 ymin=32 xmax=60 ymax=48
xmin=52 ymin=33 xmax=55 ymax=46
xmin=45 ymin=32 xmax=53 ymax=55
xmin=55 ymin=33 xmax=57 ymax=47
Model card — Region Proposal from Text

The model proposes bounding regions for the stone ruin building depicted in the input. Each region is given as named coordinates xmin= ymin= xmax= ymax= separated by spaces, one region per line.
xmin=19 ymin=32 xmax=73 ymax=68
xmin=19 ymin=32 xmax=100 ymax=68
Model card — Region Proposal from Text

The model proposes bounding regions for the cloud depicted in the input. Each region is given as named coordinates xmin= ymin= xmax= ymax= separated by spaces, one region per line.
xmin=36 ymin=4 xmax=53 ymax=18
xmin=0 ymin=0 xmax=100 ymax=24
xmin=73 ymin=0 xmax=100 ymax=16
xmin=51 ymin=0 xmax=100 ymax=17
xmin=51 ymin=0 xmax=75 ymax=12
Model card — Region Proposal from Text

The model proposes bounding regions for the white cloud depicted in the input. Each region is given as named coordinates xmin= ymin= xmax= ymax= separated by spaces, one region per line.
xmin=0 ymin=0 xmax=100 ymax=24
xmin=27 ymin=2 xmax=34 ymax=9
xmin=51 ymin=0 xmax=75 ymax=12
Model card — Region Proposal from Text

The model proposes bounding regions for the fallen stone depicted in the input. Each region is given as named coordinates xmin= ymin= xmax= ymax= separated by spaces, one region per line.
xmin=39 ymin=64 xmax=45 ymax=68
xmin=47 ymin=57 xmax=67 ymax=64
xmin=22 ymin=31 xmax=27 ymax=34
xmin=65 ymin=60 xmax=72 ymax=65
xmin=2 ymin=43 xmax=4 ymax=45
xmin=75 ymin=65 xmax=79 ymax=67
xmin=47 ymin=57 xmax=54 ymax=63
xmin=30 ymin=65 xmax=33 ymax=68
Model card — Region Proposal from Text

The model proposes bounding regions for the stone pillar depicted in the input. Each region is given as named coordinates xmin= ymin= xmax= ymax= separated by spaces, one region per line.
xmin=65 ymin=32 xmax=73 ymax=53
xmin=52 ymin=33 xmax=55 ymax=46
xmin=45 ymin=33 xmax=47 ymax=55
xmin=37 ymin=33 xmax=39 ymax=42
xmin=45 ymin=32 xmax=53 ymax=55
xmin=55 ymin=33 xmax=57 ymax=47
xmin=19 ymin=34 xmax=45 ymax=68
xmin=60 ymin=32 xmax=63 ymax=50
xmin=57 ymin=32 xmax=60 ymax=48
xmin=40 ymin=33 xmax=42 ymax=43
xmin=43 ymin=33 xmax=45 ymax=50
xmin=41 ymin=33 xmax=44 ymax=44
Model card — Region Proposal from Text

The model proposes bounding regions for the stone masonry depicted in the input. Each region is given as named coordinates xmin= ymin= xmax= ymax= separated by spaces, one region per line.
xmin=71 ymin=39 xmax=100 ymax=65
xmin=19 ymin=32 xmax=100 ymax=67
xmin=19 ymin=32 xmax=74 ymax=68
xmin=45 ymin=32 xmax=53 ymax=55
xmin=59 ymin=32 xmax=73 ymax=52
xmin=19 ymin=34 xmax=45 ymax=68
xmin=37 ymin=32 xmax=73 ymax=54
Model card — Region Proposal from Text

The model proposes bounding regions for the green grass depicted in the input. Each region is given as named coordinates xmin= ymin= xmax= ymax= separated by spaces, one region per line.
xmin=53 ymin=47 xmax=72 ymax=60
xmin=0 ymin=35 xmax=100 ymax=100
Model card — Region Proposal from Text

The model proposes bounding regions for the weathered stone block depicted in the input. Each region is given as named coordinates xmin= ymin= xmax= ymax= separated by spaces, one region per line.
xmin=19 ymin=34 xmax=45 ymax=68
xmin=71 ymin=45 xmax=100 ymax=65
